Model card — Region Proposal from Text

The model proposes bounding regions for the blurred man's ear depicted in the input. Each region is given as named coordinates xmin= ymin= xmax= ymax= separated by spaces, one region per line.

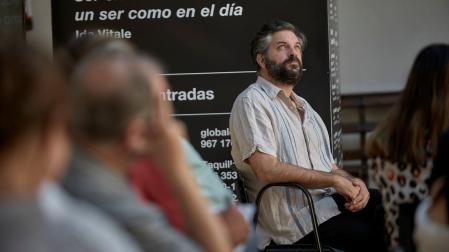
xmin=124 ymin=117 xmax=149 ymax=154
xmin=256 ymin=54 xmax=265 ymax=70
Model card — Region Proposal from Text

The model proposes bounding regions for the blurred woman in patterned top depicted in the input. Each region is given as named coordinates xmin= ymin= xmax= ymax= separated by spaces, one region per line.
xmin=368 ymin=44 xmax=449 ymax=251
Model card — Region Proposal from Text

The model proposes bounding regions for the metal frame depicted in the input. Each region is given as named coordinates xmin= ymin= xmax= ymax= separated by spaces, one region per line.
xmin=254 ymin=183 xmax=323 ymax=252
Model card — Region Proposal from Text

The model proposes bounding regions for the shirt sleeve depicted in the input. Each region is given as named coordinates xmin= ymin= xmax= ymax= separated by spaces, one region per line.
xmin=181 ymin=139 xmax=233 ymax=213
xmin=230 ymin=96 xmax=277 ymax=161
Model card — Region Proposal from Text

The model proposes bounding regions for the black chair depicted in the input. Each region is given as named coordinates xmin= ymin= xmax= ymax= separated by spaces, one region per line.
xmin=255 ymin=183 xmax=335 ymax=252
xmin=232 ymin=167 xmax=339 ymax=252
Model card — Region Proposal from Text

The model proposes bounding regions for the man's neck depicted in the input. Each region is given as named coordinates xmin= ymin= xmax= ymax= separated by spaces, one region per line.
xmin=259 ymin=72 xmax=294 ymax=97
xmin=78 ymin=140 xmax=130 ymax=177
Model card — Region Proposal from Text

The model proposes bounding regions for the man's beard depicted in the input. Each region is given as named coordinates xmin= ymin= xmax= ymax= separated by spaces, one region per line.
xmin=265 ymin=55 xmax=303 ymax=86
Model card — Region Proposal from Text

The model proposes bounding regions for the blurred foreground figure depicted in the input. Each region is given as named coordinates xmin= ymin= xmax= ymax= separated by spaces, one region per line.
xmin=0 ymin=41 xmax=140 ymax=252
xmin=63 ymin=48 xmax=232 ymax=252
xmin=64 ymin=34 xmax=250 ymax=249
xmin=368 ymin=44 xmax=449 ymax=251
xmin=414 ymin=129 xmax=449 ymax=252
xmin=0 ymin=39 xmax=68 ymax=252
xmin=128 ymin=55 xmax=251 ymax=249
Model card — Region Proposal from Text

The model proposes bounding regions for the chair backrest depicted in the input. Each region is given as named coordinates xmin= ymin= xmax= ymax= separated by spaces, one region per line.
xmin=255 ymin=183 xmax=323 ymax=252
xmin=230 ymin=166 xmax=340 ymax=252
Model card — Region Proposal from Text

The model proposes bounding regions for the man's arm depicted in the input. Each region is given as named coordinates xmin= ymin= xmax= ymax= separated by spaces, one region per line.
xmin=181 ymin=139 xmax=250 ymax=247
xmin=148 ymin=120 xmax=232 ymax=252
xmin=248 ymin=151 xmax=360 ymax=202
xmin=146 ymin=76 xmax=232 ymax=252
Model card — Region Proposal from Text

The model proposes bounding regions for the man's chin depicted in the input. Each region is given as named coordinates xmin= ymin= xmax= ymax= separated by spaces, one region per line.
xmin=285 ymin=79 xmax=298 ymax=86
xmin=270 ymin=73 xmax=298 ymax=85
xmin=280 ymin=74 xmax=299 ymax=86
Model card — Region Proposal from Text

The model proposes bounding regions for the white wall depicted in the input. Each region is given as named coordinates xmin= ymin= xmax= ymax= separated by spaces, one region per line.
xmin=27 ymin=0 xmax=449 ymax=93
xmin=338 ymin=0 xmax=449 ymax=94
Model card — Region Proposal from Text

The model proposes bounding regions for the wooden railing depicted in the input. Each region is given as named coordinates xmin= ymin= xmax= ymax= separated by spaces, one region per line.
xmin=341 ymin=91 xmax=400 ymax=180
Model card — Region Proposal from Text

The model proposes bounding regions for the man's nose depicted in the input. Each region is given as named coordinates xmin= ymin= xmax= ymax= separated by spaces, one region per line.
xmin=288 ymin=47 xmax=301 ymax=60
xmin=288 ymin=52 xmax=301 ymax=64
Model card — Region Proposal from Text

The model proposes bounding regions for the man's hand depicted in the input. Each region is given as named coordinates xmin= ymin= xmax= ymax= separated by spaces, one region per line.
xmin=345 ymin=178 xmax=369 ymax=212
xmin=219 ymin=206 xmax=250 ymax=247
xmin=332 ymin=175 xmax=360 ymax=203
xmin=331 ymin=165 xmax=370 ymax=212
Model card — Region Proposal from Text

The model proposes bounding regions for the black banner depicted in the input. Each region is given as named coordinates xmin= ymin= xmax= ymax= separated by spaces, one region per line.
xmin=51 ymin=0 xmax=342 ymax=201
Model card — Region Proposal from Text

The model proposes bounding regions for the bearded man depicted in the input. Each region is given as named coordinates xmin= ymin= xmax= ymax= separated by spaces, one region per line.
xmin=229 ymin=20 xmax=386 ymax=251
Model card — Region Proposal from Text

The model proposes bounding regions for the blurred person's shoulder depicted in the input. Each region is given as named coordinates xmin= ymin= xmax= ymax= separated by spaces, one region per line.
xmin=0 ymin=197 xmax=69 ymax=252
xmin=39 ymin=182 xmax=142 ymax=252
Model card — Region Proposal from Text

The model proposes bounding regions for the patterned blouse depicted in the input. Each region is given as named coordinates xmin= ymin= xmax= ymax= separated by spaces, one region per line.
xmin=370 ymin=154 xmax=432 ymax=250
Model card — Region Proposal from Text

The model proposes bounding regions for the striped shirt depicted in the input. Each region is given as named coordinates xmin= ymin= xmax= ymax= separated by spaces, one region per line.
xmin=230 ymin=76 xmax=340 ymax=248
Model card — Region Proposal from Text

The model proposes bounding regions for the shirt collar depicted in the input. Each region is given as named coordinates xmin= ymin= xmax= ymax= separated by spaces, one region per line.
xmin=256 ymin=76 xmax=282 ymax=100
xmin=256 ymin=76 xmax=306 ymax=110
xmin=290 ymin=92 xmax=306 ymax=111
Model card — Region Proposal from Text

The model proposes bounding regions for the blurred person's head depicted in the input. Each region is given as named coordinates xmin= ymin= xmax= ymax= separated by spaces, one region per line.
xmin=368 ymin=44 xmax=449 ymax=163
xmin=251 ymin=20 xmax=307 ymax=85
xmin=414 ymin=128 xmax=449 ymax=252
xmin=70 ymin=50 xmax=160 ymax=172
xmin=57 ymin=34 xmax=135 ymax=76
xmin=0 ymin=41 xmax=69 ymax=197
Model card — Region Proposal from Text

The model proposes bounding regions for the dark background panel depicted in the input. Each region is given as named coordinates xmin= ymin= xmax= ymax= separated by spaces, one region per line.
xmin=180 ymin=114 xmax=231 ymax=162
xmin=51 ymin=0 xmax=337 ymax=198
xmin=51 ymin=0 xmax=331 ymax=132
xmin=52 ymin=1 xmax=328 ymax=71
